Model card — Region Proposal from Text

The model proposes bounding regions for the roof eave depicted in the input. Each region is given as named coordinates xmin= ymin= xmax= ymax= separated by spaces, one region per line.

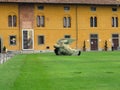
xmin=0 ymin=1 xmax=120 ymax=6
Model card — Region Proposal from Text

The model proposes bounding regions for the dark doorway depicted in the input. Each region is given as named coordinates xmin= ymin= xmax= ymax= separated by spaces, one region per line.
xmin=112 ymin=34 xmax=119 ymax=50
xmin=90 ymin=34 xmax=98 ymax=50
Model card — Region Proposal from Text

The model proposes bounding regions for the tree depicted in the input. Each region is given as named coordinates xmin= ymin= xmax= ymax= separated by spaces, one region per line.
xmin=83 ymin=40 xmax=86 ymax=51
xmin=2 ymin=46 xmax=7 ymax=53
xmin=104 ymin=40 xmax=108 ymax=51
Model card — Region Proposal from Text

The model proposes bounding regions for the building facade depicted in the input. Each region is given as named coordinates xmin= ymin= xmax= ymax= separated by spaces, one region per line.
xmin=0 ymin=0 xmax=120 ymax=52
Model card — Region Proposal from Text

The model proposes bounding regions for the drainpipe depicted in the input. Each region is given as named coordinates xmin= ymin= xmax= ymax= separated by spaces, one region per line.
xmin=18 ymin=4 xmax=21 ymax=51
xmin=76 ymin=5 xmax=78 ymax=49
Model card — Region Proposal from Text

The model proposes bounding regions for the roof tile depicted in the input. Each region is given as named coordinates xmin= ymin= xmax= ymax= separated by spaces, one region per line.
xmin=0 ymin=0 xmax=120 ymax=5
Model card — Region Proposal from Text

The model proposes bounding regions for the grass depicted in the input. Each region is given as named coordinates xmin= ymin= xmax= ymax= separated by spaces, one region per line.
xmin=0 ymin=51 xmax=120 ymax=90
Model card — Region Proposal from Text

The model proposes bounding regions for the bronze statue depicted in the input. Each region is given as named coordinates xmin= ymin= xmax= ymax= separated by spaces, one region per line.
xmin=54 ymin=38 xmax=81 ymax=56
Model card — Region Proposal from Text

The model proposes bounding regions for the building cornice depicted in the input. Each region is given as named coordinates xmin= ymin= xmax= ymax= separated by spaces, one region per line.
xmin=0 ymin=0 xmax=120 ymax=5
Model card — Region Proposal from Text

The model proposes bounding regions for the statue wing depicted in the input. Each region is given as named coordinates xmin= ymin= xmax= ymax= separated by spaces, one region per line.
xmin=57 ymin=38 xmax=75 ymax=44
xmin=65 ymin=38 xmax=75 ymax=44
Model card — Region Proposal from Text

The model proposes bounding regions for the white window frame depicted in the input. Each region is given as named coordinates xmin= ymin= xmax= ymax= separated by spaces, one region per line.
xmin=22 ymin=29 xmax=34 ymax=50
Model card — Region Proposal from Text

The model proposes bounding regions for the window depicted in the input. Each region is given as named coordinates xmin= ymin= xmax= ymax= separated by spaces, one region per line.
xmin=38 ymin=35 xmax=44 ymax=45
xmin=112 ymin=7 xmax=117 ymax=12
xmin=8 ymin=15 xmax=12 ymax=27
xmin=13 ymin=15 xmax=17 ymax=26
xmin=63 ymin=17 xmax=71 ymax=28
xmin=112 ymin=34 xmax=119 ymax=38
xmin=64 ymin=6 xmax=70 ymax=11
xmin=91 ymin=34 xmax=98 ymax=39
xmin=37 ymin=15 xmax=45 ymax=27
xmin=90 ymin=16 xmax=97 ymax=27
xmin=9 ymin=35 xmax=16 ymax=45
xmin=91 ymin=7 xmax=96 ymax=11
xmin=112 ymin=17 xmax=118 ymax=27
xmin=22 ymin=30 xmax=34 ymax=50
xmin=38 ymin=5 xmax=44 ymax=10
xmin=64 ymin=35 xmax=71 ymax=38
xmin=8 ymin=15 xmax=17 ymax=27
xmin=90 ymin=17 xmax=93 ymax=27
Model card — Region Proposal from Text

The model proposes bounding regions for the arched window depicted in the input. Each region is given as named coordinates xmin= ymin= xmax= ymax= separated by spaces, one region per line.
xmin=63 ymin=16 xmax=71 ymax=28
xmin=8 ymin=15 xmax=12 ymax=27
xmin=13 ymin=15 xmax=17 ymax=27
xmin=8 ymin=15 xmax=17 ymax=27
xmin=90 ymin=16 xmax=97 ymax=27
xmin=37 ymin=16 xmax=40 ymax=27
xmin=90 ymin=17 xmax=93 ymax=27
xmin=94 ymin=17 xmax=97 ymax=27
xmin=37 ymin=15 xmax=45 ymax=27
xmin=112 ymin=16 xmax=118 ymax=27
xmin=63 ymin=17 xmax=67 ymax=27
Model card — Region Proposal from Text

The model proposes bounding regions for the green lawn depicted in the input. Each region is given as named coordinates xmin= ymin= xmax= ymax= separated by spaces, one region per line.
xmin=0 ymin=51 xmax=120 ymax=90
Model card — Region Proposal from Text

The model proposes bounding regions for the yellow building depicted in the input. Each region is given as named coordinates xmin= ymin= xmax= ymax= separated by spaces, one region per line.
xmin=0 ymin=0 xmax=120 ymax=52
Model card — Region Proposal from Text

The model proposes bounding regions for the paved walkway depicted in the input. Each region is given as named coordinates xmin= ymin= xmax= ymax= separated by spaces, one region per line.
xmin=0 ymin=53 xmax=15 ymax=64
